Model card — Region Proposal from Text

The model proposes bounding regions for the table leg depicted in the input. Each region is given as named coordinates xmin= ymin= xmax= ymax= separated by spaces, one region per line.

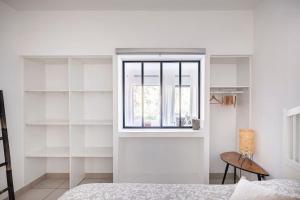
xmin=257 ymin=174 xmax=261 ymax=181
xmin=222 ymin=163 xmax=229 ymax=184
xmin=234 ymin=167 xmax=237 ymax=183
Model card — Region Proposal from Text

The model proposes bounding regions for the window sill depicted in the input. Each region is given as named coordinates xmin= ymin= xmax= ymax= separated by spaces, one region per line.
xmin=117 ymin=128 xmax=207 ymax=138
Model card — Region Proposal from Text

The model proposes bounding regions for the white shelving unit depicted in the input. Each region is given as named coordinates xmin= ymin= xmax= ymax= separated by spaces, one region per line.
xmin=23 ymin=56 xmax=113 ymax=188
xmin=209 ymin=55 xmax=252 ymax=174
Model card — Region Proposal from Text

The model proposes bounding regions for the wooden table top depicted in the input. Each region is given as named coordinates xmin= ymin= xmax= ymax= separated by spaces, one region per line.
xmin=220 ymin=152 xmax=269 ymax=176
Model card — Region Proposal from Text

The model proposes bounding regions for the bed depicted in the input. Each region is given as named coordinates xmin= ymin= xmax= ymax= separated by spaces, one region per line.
xmin=59 ymin=179 xmax=300 ymax=200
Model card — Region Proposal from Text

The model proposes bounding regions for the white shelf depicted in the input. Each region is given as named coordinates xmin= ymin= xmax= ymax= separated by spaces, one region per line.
xmin=210 ymin=86 xmax=250 ymax=89
xmin=25 ymin=120 xmax=113 ymax=126
xmin=24 ymin=90 xmax=69 ymax=93
xmin=210 ymin=91 xmax=244 ymax=94
xmin=72 ymin=146 xmax=113 ymax=158
xmin=70 ymin=89 xmax=112 ymax=93
xmin=71 ymin=120 xmax=113 ymax=126
xmin=26 ymin=147 xmax=69 ymax=157
xmin=24 ymin=90 xmax=112 ymax=93
xmin=25 ymin=120 xmax=69 ymax=126
xmin=24 ymin=57 xmax=69 ymax=92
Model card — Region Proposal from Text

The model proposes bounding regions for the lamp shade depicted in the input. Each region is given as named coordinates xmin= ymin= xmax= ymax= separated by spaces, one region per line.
xmin=239 ymin=129 xmax=255 ymax=158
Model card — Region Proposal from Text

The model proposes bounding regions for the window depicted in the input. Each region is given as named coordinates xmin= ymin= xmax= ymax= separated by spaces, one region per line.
xmin=123 ymin=60 xmax=200 ymax=128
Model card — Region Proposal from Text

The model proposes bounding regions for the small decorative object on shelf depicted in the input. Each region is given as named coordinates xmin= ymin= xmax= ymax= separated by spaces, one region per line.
xmin=239 ymin=129 xmax=255 ymax=159
xmin=192 ymin=119 xmax=200 ymax=130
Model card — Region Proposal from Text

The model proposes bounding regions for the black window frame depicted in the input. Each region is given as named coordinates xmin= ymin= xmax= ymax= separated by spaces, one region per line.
xmin=122 ymin=60 xmax=201 ymax=129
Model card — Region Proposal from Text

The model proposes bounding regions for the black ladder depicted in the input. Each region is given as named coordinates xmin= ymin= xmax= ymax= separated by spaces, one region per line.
xmin=0 ymin=90 xmax=15 ymax=200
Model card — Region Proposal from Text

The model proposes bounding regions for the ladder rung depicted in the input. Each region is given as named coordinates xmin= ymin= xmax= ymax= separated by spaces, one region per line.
xmin=0 ymin=162 xmax=7 ymax=167
xmin=0 ymin=187 xmax=8 ymax=195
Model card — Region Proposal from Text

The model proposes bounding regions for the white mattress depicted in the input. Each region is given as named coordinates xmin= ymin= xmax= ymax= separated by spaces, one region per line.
xmin=59 ymin=179 xmax=300 ymax=200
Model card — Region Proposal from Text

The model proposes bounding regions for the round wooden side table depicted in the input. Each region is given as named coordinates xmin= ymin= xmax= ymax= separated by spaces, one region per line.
xmin=220 ymin=152 xmax=269 ymax=184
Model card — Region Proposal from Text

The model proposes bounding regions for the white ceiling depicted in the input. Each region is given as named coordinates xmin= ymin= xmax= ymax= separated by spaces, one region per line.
xmin=2 ymin=0 xmax=262 ymax=11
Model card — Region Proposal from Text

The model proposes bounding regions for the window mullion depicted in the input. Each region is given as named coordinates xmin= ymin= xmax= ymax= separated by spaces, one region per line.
xmin=141 ymin=62 xmax=144 ymax=127
xmin=198 ymin=61 xmax=201 ymax=119
xmin=179 ymin=62 xmax=182 ymax=128
xmin=122 ymin=61 xmax=125 ymax=128
xmin=160 ymin=62 xmax=163 ymax=128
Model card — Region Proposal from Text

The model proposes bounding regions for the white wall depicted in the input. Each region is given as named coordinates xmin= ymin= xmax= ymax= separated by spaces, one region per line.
xmin=210 ymin=105 xmax=237 ymax=173
xmin=253 ymin=0 xmax=300 ymax=178
xmin=0 ymin=3 xmax=254 ymax=191
xmin=16 ymin=10 xmax=253 ymax=55
xmin=0 ymin=1 xmax=23 ymax=198
xmin=118 ymin=137 xmax=207 ymax=183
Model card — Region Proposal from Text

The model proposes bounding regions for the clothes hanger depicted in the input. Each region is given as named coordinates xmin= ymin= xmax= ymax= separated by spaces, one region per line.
xmin=210 ymin=95 xmax=223 ymax=104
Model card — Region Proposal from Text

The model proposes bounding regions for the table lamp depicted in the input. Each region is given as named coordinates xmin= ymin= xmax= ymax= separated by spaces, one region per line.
xmin=239 ymin=129 xmax=255 ymax=159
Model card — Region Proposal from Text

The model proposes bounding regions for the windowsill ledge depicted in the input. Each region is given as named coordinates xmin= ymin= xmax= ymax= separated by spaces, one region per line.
xmin=118 ymin=128 xmax=207 ymax=138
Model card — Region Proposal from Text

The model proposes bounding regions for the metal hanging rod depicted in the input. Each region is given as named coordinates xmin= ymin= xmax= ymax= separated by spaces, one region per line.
xmin=210 ymin=91 xmax=244 ymax=94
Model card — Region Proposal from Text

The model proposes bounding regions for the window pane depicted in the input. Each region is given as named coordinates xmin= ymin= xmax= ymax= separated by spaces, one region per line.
xmin=124 ymin=62 xmax=142 ymax=127
xmin=162 ymin=62 xmax=180 ymax=127
xmin=143 ymin=63 xmax=161 ymax=127
xmin=181 ymin=62 xmax=199 ymax=127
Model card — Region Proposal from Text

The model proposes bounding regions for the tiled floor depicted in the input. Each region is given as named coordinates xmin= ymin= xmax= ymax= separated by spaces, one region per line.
xmin=15 ymin=176 xmax=234 ymax=200
xmin=16 ymin=178 xmax=112 ymax=200
xmin=209 ymin=178 xmax=235 ymax=184
xmin=209 ymin=173 xmax=239 ymax=185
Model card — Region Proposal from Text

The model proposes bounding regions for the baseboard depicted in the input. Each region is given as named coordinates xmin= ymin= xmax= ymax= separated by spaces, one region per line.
xmin=85 ymin=173 xmax=113 ymax=179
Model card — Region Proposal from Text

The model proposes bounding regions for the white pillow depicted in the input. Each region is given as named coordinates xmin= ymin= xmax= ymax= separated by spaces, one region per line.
xmin=230 ymin=177 xmax=297 ymax=200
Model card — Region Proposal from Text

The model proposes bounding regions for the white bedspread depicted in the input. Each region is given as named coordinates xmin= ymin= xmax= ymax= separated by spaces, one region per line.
xmin=59 ymin=179 xmax=300 ymax=200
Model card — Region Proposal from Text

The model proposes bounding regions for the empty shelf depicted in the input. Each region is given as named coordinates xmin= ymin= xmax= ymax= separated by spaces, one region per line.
xmin=26 ymin=147 xmax=69 ymax=157
xmin=210 ymin=91 xmax=244 ymax=94
xmin=70 ymin=89 xmax=112 ymax=93
xmin=71 ymin=120 xmax=113 ymax=126
xmin=210 ymin=86 xmax=249 ymax=89
xmin=72 ymin=147 xmax=113 ymax=158
xmin=24 ymin=90 xmax=69 ymax=93
xmin=25 ymin=120 xmax=69 ymax=125
xmin=26 ymin=120 xmax=113 ymax=126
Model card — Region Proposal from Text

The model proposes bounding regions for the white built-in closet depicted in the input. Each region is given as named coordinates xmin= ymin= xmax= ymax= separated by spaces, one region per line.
xmin=209 ymin=56 xmax=251 ymax=173
xmin=23 ymin=56 xmax=113 ymax=188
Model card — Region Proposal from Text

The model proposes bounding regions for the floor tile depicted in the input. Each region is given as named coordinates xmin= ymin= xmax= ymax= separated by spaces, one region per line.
xmin=97 ymin=178 xmax=113 ymax=183
xmin=17 ymin=189 xmax=54 ymax=200
xmin=209 ymin=178 xmax=235 ymax=185
xmin=33 ymin=179 xmax=66 ymax=189
xmin=209 ymin=179 xmax=221 ymax=184
xmin=58 ymin=180 xmax=69 ymax=189
xmin=44 ymin=189 xmax=68 ymax=200
xmin=79 ymin=178 xmax=112 ymax=185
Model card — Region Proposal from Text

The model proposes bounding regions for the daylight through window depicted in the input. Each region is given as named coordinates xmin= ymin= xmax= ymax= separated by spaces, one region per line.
xmin=123 ymin=61 xmax=200 ymax=128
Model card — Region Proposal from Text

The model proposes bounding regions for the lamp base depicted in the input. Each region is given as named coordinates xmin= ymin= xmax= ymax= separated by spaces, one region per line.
xmin=238 ymin=154 xmax=253 ymax=166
